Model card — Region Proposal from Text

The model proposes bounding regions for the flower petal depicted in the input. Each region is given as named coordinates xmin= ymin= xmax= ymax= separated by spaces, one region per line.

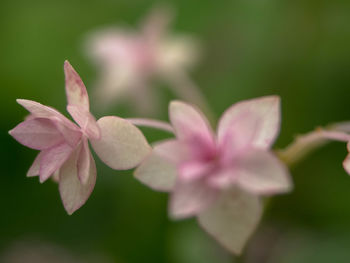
xmin=178 ymin=161 xmax=214 ymax=182
xmin=218 ymin=111 xmax=263 ymax=162
xmin=206 ymin=167 xmax=236 ymax=189
xmin=169 ymin=178 xmax=218 ymax=219
xmin=77 ymin=138 xmax=91 ymax=184
xmin=218 ymin=96 xmax=280 ymax=150
xmin=198 ymin=188 xmax=262 ymax=255
xmin=134 ymin=139 xmax=190 ymax=192
xmin=16 ymin=99 xmax=80 ymax=132
xmin=91 ymin=116 xmax=151 ymax=170
xmin=59 ymin=145 xmax=96 ymax=215
xmin=169 ymin=101 xmax=215 ymax=145
xmin=64 ymin=61 xmax=90 ymax=111
xmin=39 ymin=143 xmax=73 ymax=183
xmin=141 ymin=5 xmax=173 ymax=42
xmin=342 ymin=142 xmax=350 ymax=175
xmin=52 ymin=170 xmax=60 ymax=183
xmin=17 ymin=99 xmax=66 ymax=119
xmin=236 ymin=149 xmax=292 ymax=195
xmin=27 ymin=152 xmax=44 ymax=177
xmin=343 ymin=155 xmax=350 ymax=175
xmin=52 ymin=118 xmax=82 ymax=147
xmin=9 ymin=118 xmax=64 ymax=150
xmin=153 ymin=139 xmax=190 ymax=165
xmin=67 ymin=105 xmax=100 ymax=140
xmin=134 ymin=150 xmax=177 ymax=192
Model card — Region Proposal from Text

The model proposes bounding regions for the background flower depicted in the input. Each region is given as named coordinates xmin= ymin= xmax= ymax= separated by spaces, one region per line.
xmin=85 ymin=5 xmax=202 ymax=115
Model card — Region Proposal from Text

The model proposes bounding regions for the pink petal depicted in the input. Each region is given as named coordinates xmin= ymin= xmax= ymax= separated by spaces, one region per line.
xmin=64 ymin=61 xmax=90 ymax=111
xmin=236 ymin=149 xmax=292 ymax=195
xmin=67 ymin=105 xmax=100 ymax=140
xmin=59 ymin=146 xmax=96 ymax=215
xmin=16 ymin=99 xmax=80 ymax=132
xmin=169 ymin=101 xmax=215 ymax=146
xmin=9 ymin=118 xmax=64 ymax=150
xmin=17 ymin=99 xmax=66 ymax=120
xmin=27 ymin=152 xmax=44 ymax=177
xmin=39 ymin=143 xmax=74 ymax=183
xmin=77 ymin=139 xmax=91 ymax=184
xmin=218 ymin=96 xmax=281 ymax=150
xmin=134 ymin=150 xmax=177 ymax=192
xmin=178 ymin=161 xmax=214 ymax=182
xmin=207 ymin=168 xmax=237 ymax=189
xmin=169 ymin=178 xmax=218 ymax=219
xmin=52 ymin=118 xmax=82 ymax=147
xmin=90 ymin=116 xmax=151 ymax=170
xmin=218 ymin=111 xmax=262 ymax=162
xmin=342 ymin=142 xmax=350 ymax=175
xmin=198 ymin=188 xmax=262 ymax=255
xmin=343 ymin=154 xmax=350 ymax=175
xmin=152 ymin=139 xmax=190 ymax=165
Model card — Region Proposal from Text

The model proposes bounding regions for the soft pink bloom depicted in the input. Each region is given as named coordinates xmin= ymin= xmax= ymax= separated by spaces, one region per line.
xmin=85 ymin=6 xmax=199 ymax=114
xmin=9 ymin=61 xmax=151 ymax=215
xmin=135 ymin=96 xmax=292 ymax=254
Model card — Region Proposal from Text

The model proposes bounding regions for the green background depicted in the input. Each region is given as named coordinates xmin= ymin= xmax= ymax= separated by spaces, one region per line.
xmin=1 ymin=0 xmax=350 ymax=262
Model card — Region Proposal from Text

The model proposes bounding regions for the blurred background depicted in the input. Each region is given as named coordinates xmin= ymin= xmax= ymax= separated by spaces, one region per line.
xmin=1 ymin=0 xmax=350 ymax=262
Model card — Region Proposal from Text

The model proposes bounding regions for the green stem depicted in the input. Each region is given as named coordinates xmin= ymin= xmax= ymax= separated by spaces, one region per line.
xmin=277 ymin=121 xmax=350 ymax=167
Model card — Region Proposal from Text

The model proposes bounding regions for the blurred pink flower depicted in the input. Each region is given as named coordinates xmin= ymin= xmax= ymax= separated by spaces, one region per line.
xmin=9 ymin=61 xmax=151 ymax=214
xmin=85 ymin=6 xmax=200 ymax=114
xmin=135 ymin=96 xmax=292 ymax=254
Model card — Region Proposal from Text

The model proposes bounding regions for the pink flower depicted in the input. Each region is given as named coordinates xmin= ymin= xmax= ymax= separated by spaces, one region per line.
xmin=85 ymin=5 xmax=199 ymax=114
xmin=135 ymin=96 xmax=292 ymax=254
xmin=9 ymin=61 xmax=151 ymax=214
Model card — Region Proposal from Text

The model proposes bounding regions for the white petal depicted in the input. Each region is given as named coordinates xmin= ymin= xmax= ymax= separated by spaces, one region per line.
xmin=64 ymin=61 xmax=90 ymax=111
xmin=134 ymin=151 xmax=177 ymax=192
xmin=59 ymin=146 xmax=96 ymax=215
xmin=134 ymin=139 xmax=189 ymax=192
xmin=218 ymin=96 xmax=280 ymax=150
xmin=90 ymin=116 xmax=151 ymax=170
xmin=153 ymin=139 xmax=190 ymax=165
xmin=198 ymin=188 xmax=262 ymax=255
xmin=169 ymin=179 xmax=218 ymax=219
xmin=236 ymin=149 xmax=292 ymax=195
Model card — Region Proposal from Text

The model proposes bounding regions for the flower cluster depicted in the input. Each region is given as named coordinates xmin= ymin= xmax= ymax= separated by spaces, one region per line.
xmin=9 ymin=61 xmax=151 ymax=214
xmin=9 ymin=6 xmax=350 ymax=256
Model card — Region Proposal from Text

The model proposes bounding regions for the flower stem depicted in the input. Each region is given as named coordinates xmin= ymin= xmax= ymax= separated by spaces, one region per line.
xmin=126 ymin=118 xmax=174 ymax=134
xmin=277 ymin=123 xmax=350 ymax=167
